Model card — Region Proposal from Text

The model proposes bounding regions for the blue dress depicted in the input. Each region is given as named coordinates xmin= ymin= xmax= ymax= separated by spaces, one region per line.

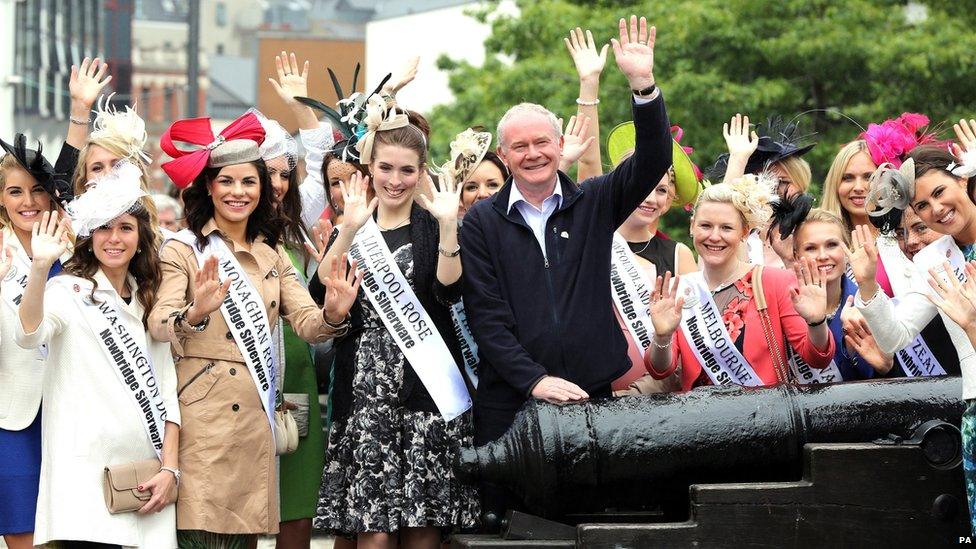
xmin=829 ymin=275 xmax=876 ymax=381
xmin=0 ymin=260 xmax=60 ymax=534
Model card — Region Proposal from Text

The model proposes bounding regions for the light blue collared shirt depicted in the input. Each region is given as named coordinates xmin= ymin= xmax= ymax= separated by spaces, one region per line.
xmin=508 ymin=179 xmax=563 ymax=260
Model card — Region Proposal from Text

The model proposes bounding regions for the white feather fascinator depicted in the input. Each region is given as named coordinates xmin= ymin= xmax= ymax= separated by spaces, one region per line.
xmin=89 ymin=95 xmax=151 ymax=164
xmin=247 ymin=108 xmax=298 ymax=171
xmin=67 ymin=160 xmax=148 ymax=237
xmin=949 ymin=148 xmax=976 ymax=179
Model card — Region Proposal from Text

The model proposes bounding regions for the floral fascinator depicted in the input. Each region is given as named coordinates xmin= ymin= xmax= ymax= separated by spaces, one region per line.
xmin=865 ymin=158 xmax=916 ymax=233
xmin=439 ymin=128 xmax=492 ymax=188
xmin=295 ymin=64 xmax=391 ymax=163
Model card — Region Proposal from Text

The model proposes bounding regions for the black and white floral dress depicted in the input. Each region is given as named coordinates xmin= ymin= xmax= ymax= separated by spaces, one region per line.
xmin=315 ymin=226 xmax=479 ymax=536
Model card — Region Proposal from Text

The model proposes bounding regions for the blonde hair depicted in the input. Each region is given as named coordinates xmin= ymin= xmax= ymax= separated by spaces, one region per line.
xmin=0 ymin=154 xmax=59 ymax=228
xmin=72 ymin=139 xmax=160 ymax=231
xmin=793 ymin=208 xmax=851 ymax=250
xmin=775 ymin=156 xmax=812 ymax=193
xmin=821 ymin=140 xmax=869 ymax=230
xmin=692 ymin=174 xmax=778 ymax=230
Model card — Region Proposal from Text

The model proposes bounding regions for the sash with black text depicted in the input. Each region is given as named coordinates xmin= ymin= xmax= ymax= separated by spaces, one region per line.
xmin=169 ymin=231 xmax=277 ymax=431
xmin=54 ymin=276 xmax=167 ymax=458
xmin=678 ymin=273 xmax=763 ymax=386
xmin=347 ymin=219 xmax=471 ymax=421
xmin=610 ymin=232 xmax=656 ymax=354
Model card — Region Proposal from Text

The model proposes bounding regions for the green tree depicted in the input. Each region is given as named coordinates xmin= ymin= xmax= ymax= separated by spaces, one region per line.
xmin=427 ymin=0 xmax=976 ymax=242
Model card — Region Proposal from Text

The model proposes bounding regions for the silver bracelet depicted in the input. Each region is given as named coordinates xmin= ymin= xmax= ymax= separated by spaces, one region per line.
xmin=159 ymin=466 xmax=181 ymax=486
xmin=575 ymin=97 xmax=600 ymax=106
xmin=651 ymin=336 xmax=672 ymax=349
xmin=69 ymin=115 xmax=90 ymax=126
xmin=438 ymin=244 xmax=461 ymax=257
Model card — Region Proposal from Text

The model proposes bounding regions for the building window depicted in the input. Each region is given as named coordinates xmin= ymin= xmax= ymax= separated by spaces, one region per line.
xmin=215 ymin=2 xmax=227 ymax=27
xmin=216 ymin=43 xmax=224 ymax=55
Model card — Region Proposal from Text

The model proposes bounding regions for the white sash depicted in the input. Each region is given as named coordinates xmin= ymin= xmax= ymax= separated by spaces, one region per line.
xmin=347 ymin=219 xmax=471 ymax=421
xmin=678 ymin=273 xmax=763 ymax=386
xmin=889 ymin=297 xmax=948 ymax=377
xmin=610 ymin=233 xmax=656 ymax=354
xmin=2 ymin=247 xmax=48 ymax=358
xmin=169 ymin=231 xmax=277 ymax=431
xmin=788 ymin=347 xmax=843 ymax=384
xmin=913 ymin=235 xmax=967 ymax=292
xmin=449 ymin=300 xmax=479 ymax=389
xmin=54 ymin=277 xmax=167 ymax=458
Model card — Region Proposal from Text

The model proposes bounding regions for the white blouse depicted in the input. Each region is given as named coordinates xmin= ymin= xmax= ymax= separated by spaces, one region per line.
xmin=15 ymin=269 xmax=181 ymax=548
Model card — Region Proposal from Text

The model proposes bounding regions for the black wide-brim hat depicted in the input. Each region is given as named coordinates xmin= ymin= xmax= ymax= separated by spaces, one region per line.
xmin=0 ymin=135 xmax=74 ymax=204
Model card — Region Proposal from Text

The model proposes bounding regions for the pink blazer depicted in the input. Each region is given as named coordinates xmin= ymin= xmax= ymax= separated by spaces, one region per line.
xmin=648 ymin=267 xmax=835 ymax=390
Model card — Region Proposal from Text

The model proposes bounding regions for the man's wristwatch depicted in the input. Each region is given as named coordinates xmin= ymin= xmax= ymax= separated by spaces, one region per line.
xmin=632 ymin=84 xmax=657 ymax=97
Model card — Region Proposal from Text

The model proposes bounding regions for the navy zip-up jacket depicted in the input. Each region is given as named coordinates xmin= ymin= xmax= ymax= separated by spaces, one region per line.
xmin=460 ymin=94 xmax=672 ymax=443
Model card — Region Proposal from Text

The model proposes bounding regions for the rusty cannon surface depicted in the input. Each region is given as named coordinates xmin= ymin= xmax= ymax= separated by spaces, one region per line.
xmin=453 ymin=377 xmax=970 ymax=548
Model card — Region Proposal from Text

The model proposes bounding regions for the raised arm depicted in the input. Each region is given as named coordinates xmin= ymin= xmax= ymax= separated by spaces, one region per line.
xmin=564 ymin=27 xmax=607 ymax=180
xmin=604 ymin=15 xmax=672 ymax=226
xmin=18 ymin=212 xmax=69 ymax=337
xmin=722 ymin=113 xmax=759 ymax=183
xmin=66 ymin=57 xmax=112 ymax=150
xmin=318 ymin=172 xmax=377 ymax=281
xmin=416 ymin=170 xmax=463 ymax=287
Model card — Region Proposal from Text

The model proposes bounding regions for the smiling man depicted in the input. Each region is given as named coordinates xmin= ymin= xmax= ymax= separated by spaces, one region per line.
xmin=459 ymin=15 xmax=673 ymax=446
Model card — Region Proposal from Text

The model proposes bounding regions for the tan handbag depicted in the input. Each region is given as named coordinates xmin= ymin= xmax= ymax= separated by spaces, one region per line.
xmin=274 ymin=409 xmax=300 ymax=455
xmin=102 ymin=458 xmax=178 ymax=514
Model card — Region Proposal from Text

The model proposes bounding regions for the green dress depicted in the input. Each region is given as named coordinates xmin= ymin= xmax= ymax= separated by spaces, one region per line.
xmin=278 ymin=248 xmax=326 ymax=522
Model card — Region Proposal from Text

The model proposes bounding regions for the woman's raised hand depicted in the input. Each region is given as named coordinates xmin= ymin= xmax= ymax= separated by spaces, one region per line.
xmin=268 ymin=51 xmax=309 ymax=107
xmin=417 ymin=171 xmax=462 ymax=225
xmin=953 ymin=118 xmax=976 ymax=157
xmin=306 ymin=218 xmax=334 ymax=267
xmin=339 ymin=172 xmax=377 ymax=232
xmin=649 ymin=272 xmax=684 ymax=337
xmin=843 ymin=225 xmax=878 ymax=287
xmin=186 ymin=256 xmax=231 ymax=325
xmin=69 ymin=57 xmax=112 ymax=110
xmin=565 ymin=27 xmax=608 ymax=83
xmin=383 ymin=56 xmax=421 ymax=97
xmin=323 ymin=253 xmax=363 ymax=325
xmin=558 ymin=115 xmax=595 ymax=171
xmin=790 ymin=257 xmax=827 ymax=324
xmin=723 ymin=113 xmax=758 ymax=160
xmin=30 ymin=211 xmax=69 ymax=267
xmin=927 ymin=260 xmax=976 ymax=331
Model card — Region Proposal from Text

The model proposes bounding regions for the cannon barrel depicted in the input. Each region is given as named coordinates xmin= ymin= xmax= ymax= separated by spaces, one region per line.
xmin=457 ymin=377 xmax=964 ymax=518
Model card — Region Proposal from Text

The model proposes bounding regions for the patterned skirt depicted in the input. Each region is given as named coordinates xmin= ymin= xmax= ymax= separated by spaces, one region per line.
xmin=314 ymin=328 xmax=479 ymax=535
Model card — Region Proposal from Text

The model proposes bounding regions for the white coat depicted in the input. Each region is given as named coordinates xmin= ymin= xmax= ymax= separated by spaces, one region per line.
xmin=0 ymin=226 xmax=44 ymax=430
xmin=15 ymin=269 xmax=181 ymax=548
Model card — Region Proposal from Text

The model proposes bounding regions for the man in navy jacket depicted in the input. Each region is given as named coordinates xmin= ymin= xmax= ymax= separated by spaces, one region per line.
xmin=460 ymin=15 xmax=673 ymax=445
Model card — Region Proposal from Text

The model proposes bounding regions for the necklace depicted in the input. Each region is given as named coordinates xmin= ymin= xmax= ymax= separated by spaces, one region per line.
xmin=704 ymin=262 xmax=746 ymax=293
xmin=378 ymin=216 xmax=410 ymax=231
xmin=628 ymin=236 xmax=654 ymax=255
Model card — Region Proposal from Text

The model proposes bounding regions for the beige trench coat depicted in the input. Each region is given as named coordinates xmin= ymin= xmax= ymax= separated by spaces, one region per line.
xmin=149 ymin=220 xmax=339 ymax=535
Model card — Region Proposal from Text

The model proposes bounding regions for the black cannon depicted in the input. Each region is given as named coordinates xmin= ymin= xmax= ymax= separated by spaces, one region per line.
xmin=454 ymin=377 xmax=971 ymax=548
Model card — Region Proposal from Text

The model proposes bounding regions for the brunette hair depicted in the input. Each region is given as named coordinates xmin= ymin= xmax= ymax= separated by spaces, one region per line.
xmin=476 ymin=151 xmax=510 ymax=181
xmin=907 ymin=146 xmax=976 ymax=199
xmin=406 ymin=110 xmax=431 ymax=140
xmin=822 ymin=140 xmax=871 ymax=230
xmin=371 ymin=124 xmax=428 ymax=167
xmin=273 ymin=162 xmax=309 ymax=267
xmin=63 ymin=203 xmax=160 ymax=326
xmin=182 ymin=159 xmax=286 ymax=251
